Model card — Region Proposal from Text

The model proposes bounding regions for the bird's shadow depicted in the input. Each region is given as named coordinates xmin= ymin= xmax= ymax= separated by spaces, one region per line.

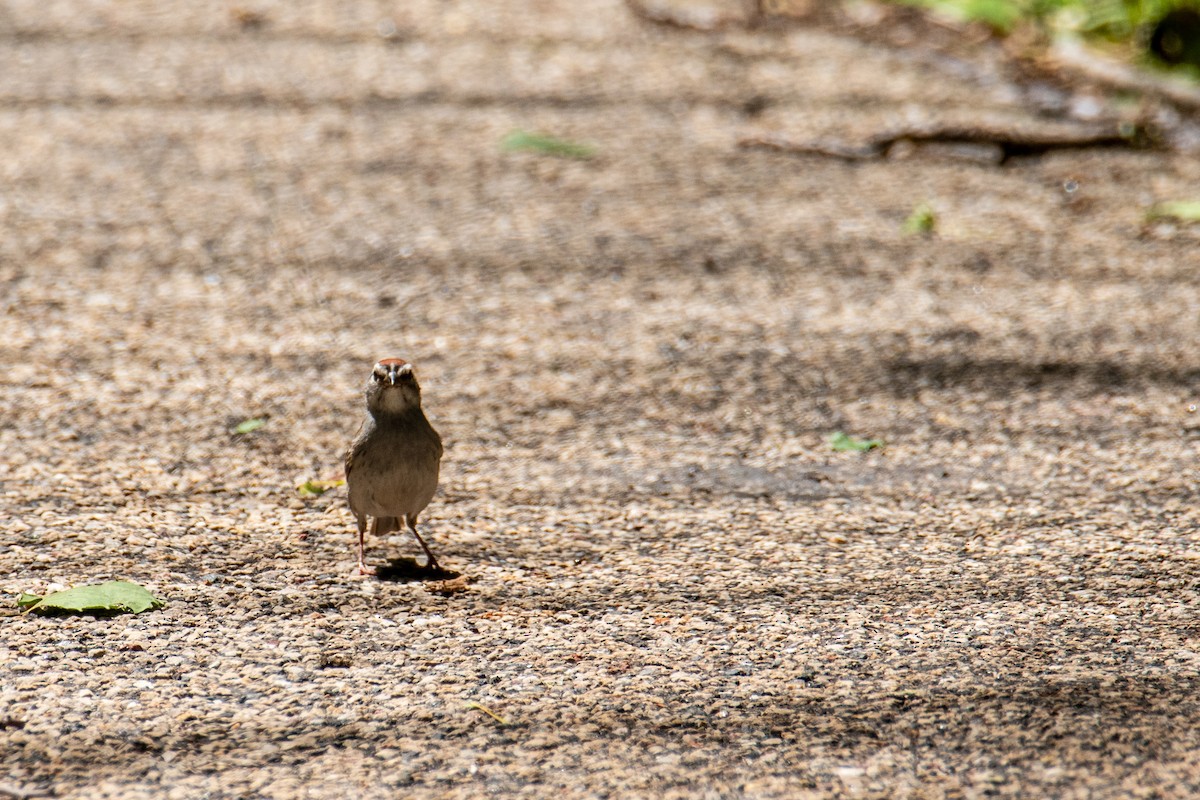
xmin=376 ymin=557 xmax=460 ymax=583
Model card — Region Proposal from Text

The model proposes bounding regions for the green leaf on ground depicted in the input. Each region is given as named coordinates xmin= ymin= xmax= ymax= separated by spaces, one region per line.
xmin=1146 ymin=200 xmax=1200 ymax=223
xmin=18 ymin=581 xmax=165 ymax=615
xmin=502 ymin=130 xmax=596 ymax=159
xmin=903 ymin=202 xmax=937 ymax=235
xmin=465 ymin=701 xmax=509 ymax=725
xmin=829 ymin=431 xmax=884 ymax=452
xmin=234 ymin=417 xmax=267 ymax=434
xmin=298 ymin=479 xmax=346 ymax=496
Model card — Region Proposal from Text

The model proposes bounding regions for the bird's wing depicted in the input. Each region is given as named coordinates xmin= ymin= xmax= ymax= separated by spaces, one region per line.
xmin=344 ymin=420 xmax=366 ymax=480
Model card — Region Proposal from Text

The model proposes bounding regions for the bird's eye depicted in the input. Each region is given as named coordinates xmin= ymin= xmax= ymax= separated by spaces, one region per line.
xmin=371 ymin=370 xmax=385 ymax=382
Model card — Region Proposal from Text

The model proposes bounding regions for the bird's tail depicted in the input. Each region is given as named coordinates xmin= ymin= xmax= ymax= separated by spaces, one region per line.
xmin=375 ymin=516 xmax=402 ymax=535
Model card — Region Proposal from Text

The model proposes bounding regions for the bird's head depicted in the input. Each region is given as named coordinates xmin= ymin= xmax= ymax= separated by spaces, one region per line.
xmin=365 ymin=357 xmax=422 ymax=416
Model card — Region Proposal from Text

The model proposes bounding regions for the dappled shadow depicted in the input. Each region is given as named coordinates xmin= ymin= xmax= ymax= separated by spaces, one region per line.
xmin=886 ymin=356 xmax=1200 ymax=394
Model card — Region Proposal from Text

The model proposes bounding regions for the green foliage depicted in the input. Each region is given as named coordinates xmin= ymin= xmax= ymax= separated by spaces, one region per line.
xmin=18 ymin=581 xmax=165 ymax=615
xmin=892 ymin=0 xmax=1186 ymax=41
xmin=233 ymin=417 xmax=267 ymax=434
xmin=829 ymin=431 xmax=884 ymax=452
xmin=895 ymin=0 xmax=1030 ymax=33
xmin=502 ymin=130 xmax=596 ymax=159
xmin=939 ymin=0 xmax=1022 ymax=32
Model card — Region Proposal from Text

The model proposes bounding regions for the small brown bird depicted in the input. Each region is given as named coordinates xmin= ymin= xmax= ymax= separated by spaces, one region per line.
xmin=345 ymin=358 xmax=444 ymax=575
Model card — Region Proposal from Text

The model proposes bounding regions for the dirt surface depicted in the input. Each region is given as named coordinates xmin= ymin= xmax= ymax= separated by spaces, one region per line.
xmin=4 ymin=1 xmax=1200 ymax=798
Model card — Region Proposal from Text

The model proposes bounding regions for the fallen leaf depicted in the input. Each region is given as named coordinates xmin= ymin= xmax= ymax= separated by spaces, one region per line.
xmin=234 ymin=418 xmax=267 ymax=434
xmin=502 ymin=130 xmax=596 ymax=159
xmin=427 ymin=576 xmax=472 ymax=596
xmin=1147 ymin=200 xmax=1200 ymax=223
xmin=297 ymin=479 xmax=345 ymax=496
xmin=18 ymin=581 xmax=165 ymax=615
xmin=465 ymin=701 xmax=509 ymax=725
xmin=829 ymin=431 xmax=884 ymax=452
xmin=903 ymin=202 xmax=937 ymax=235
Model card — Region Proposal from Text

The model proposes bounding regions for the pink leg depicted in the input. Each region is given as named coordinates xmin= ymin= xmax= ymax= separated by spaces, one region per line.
xmin=357 ymin=517 xmax=377 ymax=576
xmin=406 ymin=515 xmax=440 ymax=571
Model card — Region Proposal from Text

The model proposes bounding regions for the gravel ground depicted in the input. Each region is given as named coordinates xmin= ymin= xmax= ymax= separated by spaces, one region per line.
xmin=3 ymin=1 xmax=1200 ymax=798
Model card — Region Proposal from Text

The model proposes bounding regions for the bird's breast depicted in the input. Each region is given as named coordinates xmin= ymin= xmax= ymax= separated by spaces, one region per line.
xmin=347 ymin=423 xmax=442 ymax=518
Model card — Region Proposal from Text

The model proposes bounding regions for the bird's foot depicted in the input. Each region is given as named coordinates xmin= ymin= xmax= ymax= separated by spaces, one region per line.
xmin=357 ymin=562 xmax=378 ymax=576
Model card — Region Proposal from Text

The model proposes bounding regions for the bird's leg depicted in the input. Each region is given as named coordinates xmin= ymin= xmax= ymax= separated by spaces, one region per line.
xmin=405 ymin=514 xmax=440 ymax=571
xmin=357 ymin=516 xmax=377 ymax=576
